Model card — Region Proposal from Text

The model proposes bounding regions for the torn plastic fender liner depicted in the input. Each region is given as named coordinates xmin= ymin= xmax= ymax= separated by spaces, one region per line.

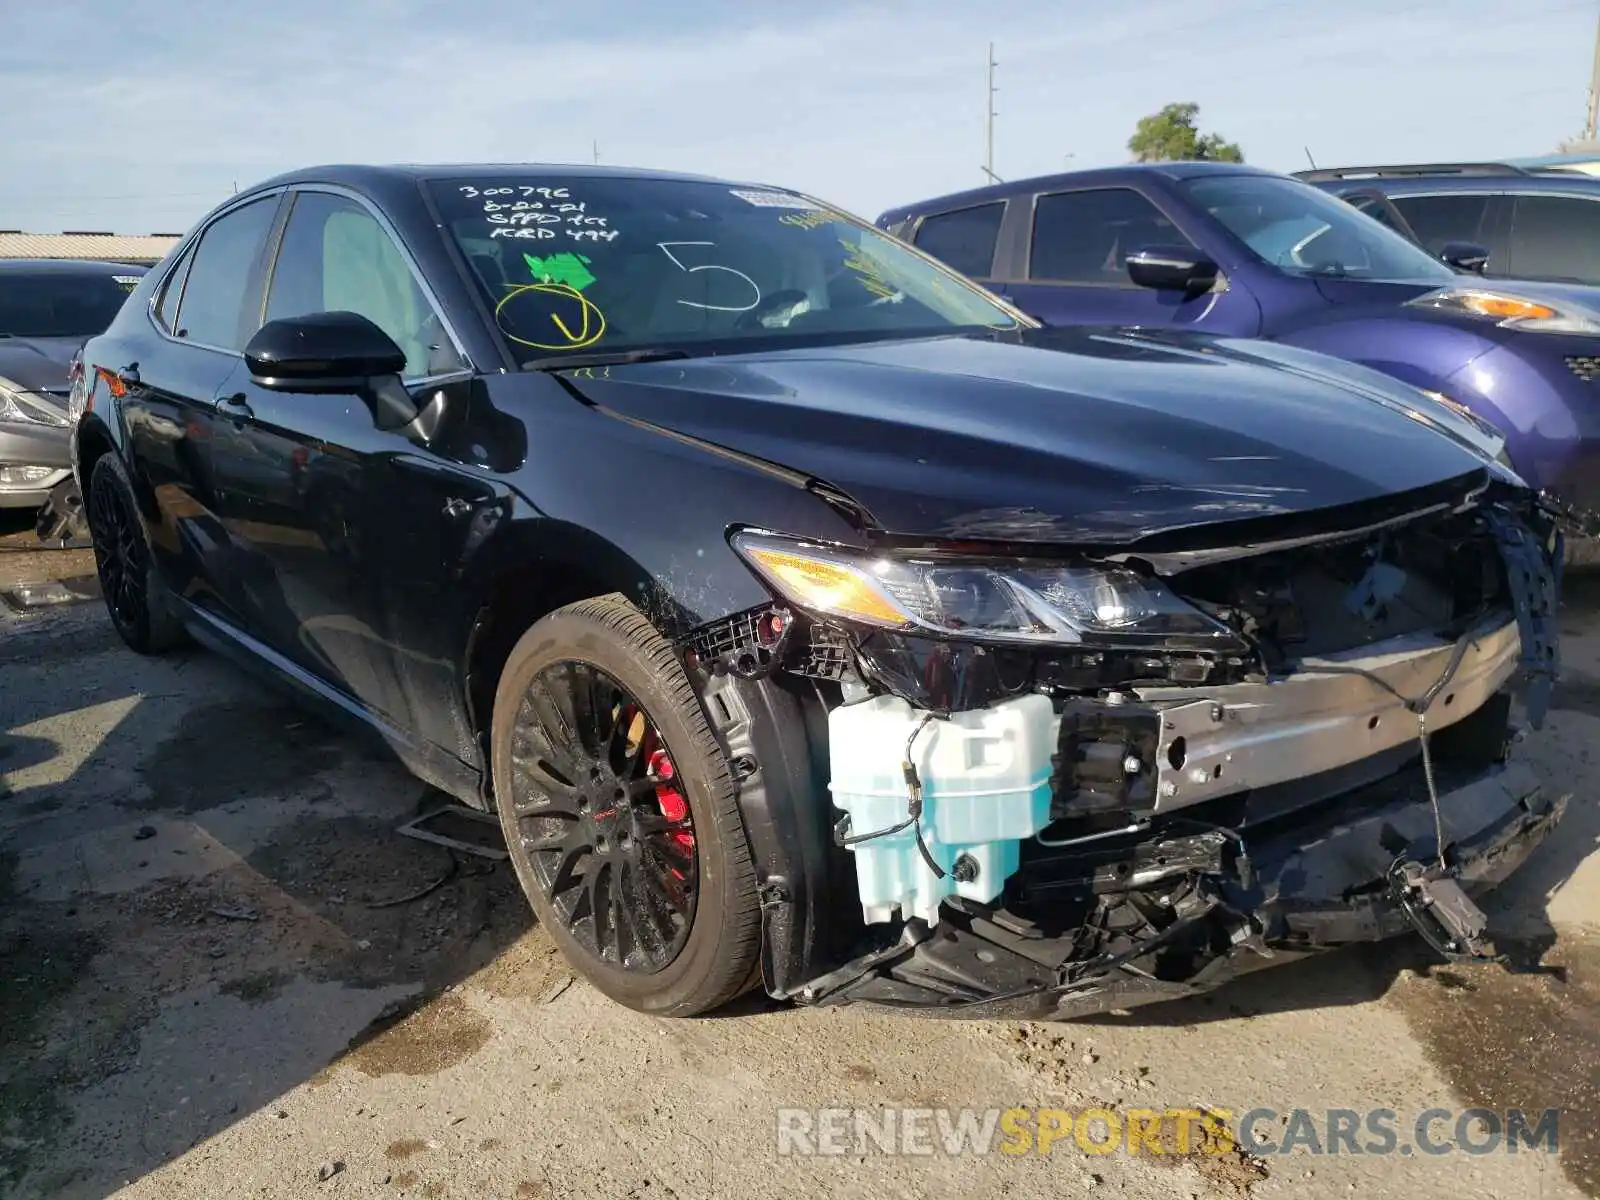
xmin=693 ymin=668 xmax=840 ymax=999
xmin=1483 ymin=507 xmax=1561 ymax=727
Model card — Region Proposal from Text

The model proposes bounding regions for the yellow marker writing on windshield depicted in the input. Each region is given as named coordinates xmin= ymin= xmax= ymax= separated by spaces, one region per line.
xmin=494 ymin=282 xmax=607 ymax=351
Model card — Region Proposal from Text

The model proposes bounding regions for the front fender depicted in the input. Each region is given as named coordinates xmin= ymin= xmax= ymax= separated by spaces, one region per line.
xmin=1273 ymin=317 xmax=1500 ymax=400
xmin=1445 ymin=339 xmax=1600 ymax=507
xmin=489 ymin=375 xmax=868 ymax=637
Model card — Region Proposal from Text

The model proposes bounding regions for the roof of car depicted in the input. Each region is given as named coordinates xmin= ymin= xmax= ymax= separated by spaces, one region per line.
xmin=0 ymin=257 xmax=149 ymax=274
xmin=1296 ymin=160 xmax=1600 ymax=193
xmin=877 ymin=161 xmax=1274 ymax=224
xmin=247 ymin=162 xmax=765 ymax=195
xmin=1308 ymin=170 xmax=1600 ymax=196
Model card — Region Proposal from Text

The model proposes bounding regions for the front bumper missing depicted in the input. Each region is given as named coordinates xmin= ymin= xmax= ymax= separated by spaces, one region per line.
xmin=793 ymin=759 xmax=1564 ymax=1019
xmin=1133 ymin=617 xmax=1521 ymax=813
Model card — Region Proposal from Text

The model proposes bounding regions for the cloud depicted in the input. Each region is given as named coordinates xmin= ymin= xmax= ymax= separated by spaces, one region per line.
xmin=0 ymin=0 xmax=1591 ymax=233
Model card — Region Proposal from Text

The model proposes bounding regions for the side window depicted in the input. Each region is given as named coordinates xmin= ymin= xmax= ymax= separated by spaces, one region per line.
xmin=1388 ymin=194 xmax=1490 ymax=257
xmin=264 ymin=191 xmax=463 ymax=378
xmin=1507 ymin=195 xmax=1600 ymax=284
xmin=911 ymin=203 xmax=1005 ymax=277
xmin=172 ymin=197 xmax=279 ymax=350
xmin=155 ymin=243 xmax=196 ymax=333
xmin=1030 ymin=188 xmax=1192 ymax=284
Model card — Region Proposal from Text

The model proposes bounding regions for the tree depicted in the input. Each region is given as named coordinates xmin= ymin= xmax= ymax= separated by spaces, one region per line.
xmin=1128 ymin=103 xmax=1244 ymax=164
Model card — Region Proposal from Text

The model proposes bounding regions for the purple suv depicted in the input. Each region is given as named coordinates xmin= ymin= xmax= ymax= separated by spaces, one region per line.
xmin=879 ymin=162 xmax=1600 ymax=535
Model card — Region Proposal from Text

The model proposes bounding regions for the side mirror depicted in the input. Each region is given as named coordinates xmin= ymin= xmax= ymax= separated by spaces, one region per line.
xmin=1126 ymin=246 xmax=1220 ymax=295
xmin=1439 ymin=241 xmax=1490 ymax=274
xmin=244 ymin=311 xmax=417 ymax=430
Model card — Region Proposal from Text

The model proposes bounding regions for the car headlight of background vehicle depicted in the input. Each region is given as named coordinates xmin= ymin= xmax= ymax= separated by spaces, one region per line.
xmin=1407 ymin=287 xmax=1600 ymax=335
xmin=731 ymin=531 xmax=1234 ymax=645
xmin=0 ymin=376 xmax=70 ymax=428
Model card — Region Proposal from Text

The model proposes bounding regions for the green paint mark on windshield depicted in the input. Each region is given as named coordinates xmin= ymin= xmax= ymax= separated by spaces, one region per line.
xmin=524 ymin=251 xmax=595 ymax=292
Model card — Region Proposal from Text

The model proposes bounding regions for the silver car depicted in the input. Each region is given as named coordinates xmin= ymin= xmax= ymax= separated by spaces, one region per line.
xmin=0 ymin=259 xmax=145 ymax=528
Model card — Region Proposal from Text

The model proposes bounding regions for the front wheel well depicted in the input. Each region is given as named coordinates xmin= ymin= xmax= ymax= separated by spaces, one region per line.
xmin=464 ymin=564 xmax=654 ymax=793
xmin=75 ymin=421 xmax=115 ymax=492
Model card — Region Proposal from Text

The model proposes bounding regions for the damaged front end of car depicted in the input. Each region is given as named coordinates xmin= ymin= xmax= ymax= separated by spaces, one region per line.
xmin=681 ymin=473 xmax=1566 ymax=1018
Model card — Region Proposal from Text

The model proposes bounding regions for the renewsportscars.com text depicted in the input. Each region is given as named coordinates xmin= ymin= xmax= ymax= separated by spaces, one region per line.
xmin=775 ymin=1106 xmax=1560 ymax=1158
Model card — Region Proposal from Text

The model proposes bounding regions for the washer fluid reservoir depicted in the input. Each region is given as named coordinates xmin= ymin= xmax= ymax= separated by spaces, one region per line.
xmin=827 ymin=693 xmax=1056 ymax=926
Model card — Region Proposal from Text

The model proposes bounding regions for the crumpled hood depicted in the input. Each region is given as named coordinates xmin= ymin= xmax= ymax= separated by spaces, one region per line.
xmin=0 ymin=336 xmax=81 ymax=395
xmin=565 ymin=328 xmax=1505 ymax=544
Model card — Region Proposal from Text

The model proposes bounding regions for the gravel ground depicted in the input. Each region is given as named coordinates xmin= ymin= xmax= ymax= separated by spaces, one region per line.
xmin=0 ymin=512 xmax=1596 ymax=1200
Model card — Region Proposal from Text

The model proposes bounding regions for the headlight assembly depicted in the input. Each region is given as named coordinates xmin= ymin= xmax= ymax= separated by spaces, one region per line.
xmin=1407 ymin=287 xmax=1600 ymax=335
xmin=730 ymin=531 xmax=1235 ymax=646
xmin=0 ymin=377 xmax=69 ymax=428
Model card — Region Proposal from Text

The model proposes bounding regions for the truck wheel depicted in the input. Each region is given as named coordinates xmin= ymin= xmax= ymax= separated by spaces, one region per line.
xmin=86 ymin=453 xmax=187 ymax=655
xmin=490 ymin=594 xmax=762 ymax=1016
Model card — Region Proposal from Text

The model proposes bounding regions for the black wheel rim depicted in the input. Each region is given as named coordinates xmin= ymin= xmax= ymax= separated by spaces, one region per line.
xmin=89 ymin=475 xmax=147 ymax=632
xmin=508 ymin=662 xmax=698 ymax=974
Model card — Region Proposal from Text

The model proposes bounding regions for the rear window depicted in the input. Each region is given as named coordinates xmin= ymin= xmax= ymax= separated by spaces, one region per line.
xmin=0 ymin=271 xmax=141 ymax=338
xmin=911 ymin=203 xmax=1006 ymax=277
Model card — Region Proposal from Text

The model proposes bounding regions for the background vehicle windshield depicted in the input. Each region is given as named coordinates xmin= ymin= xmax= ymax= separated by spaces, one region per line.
xmin=429 ymin=176 xmax=1024 ymax=361
xmin=1184 ymin=175 xmax=1456 ymax=284
xmin=0 ymin=271 xmax=139 ymax=338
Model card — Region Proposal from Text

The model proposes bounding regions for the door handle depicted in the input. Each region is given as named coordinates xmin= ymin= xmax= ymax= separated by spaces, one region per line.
xmin=218 ymin=392 xmax=254 ymax=420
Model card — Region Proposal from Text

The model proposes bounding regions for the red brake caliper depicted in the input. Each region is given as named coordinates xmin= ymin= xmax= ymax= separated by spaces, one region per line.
xmin=646 ymin=744 xmax=695 ymax=875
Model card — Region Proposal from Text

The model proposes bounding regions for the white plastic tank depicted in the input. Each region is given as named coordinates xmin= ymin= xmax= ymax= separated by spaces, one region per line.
xmin=826 ymin=693 xmax=1058 ymax=926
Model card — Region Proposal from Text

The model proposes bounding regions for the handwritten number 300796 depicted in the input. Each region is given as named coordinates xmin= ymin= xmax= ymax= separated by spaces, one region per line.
xmin=459 ymin=185 xmax=570 ymax=200
xmin=658 ymin=243 xmax=761 ymax=313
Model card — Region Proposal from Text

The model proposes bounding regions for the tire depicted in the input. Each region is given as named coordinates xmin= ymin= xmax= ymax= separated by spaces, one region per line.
xmin=86 ymin=453 xmax=188 ymax=655
xmin=491 ymin=594 xmax=761 ymax=1016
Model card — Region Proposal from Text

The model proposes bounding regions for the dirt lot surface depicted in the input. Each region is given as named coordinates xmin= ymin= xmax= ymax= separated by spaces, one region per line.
xmin=1 ymin=511 xmax=1597 ymax=1199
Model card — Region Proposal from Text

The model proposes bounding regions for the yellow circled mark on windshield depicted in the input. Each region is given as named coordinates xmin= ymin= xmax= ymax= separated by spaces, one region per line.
xmin=494 ymin=282 xmax=607 ymax=351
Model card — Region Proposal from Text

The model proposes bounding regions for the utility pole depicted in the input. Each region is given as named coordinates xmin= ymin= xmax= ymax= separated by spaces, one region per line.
xmin=1585 ymin=9 xmax=1600 ymax=143
xmin=983 ymin=43 xmax=1000 ymax=183
xmin=593 ymin=140 xmax=600 ymax=164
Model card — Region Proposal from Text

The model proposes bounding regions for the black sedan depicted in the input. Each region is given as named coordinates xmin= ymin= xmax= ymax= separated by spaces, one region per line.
xmin=71 ymin=164 xmax=1565 ymax=1018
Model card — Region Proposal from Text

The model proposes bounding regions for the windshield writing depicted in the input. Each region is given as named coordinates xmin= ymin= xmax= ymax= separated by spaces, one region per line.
xmin=430 ymin=177 xmax=1022 ymax=361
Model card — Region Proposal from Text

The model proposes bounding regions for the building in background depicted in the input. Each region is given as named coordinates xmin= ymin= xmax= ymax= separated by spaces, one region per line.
xmin=0 ymin=231 xmax=180 ymax=266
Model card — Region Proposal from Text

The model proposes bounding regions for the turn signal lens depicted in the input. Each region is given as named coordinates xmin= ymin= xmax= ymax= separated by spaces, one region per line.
xmin=1407 ymin=287 xmax=1600 ymax=333
xmin=739 ymin=546 xmax=910 ymax=628
xmin=1455 ymin=294 xmax=1555 ymax=321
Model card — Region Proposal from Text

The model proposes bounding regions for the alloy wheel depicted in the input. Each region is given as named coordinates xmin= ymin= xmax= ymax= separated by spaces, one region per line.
xmin=89 ymin=475 xmax=147 ymax=632
xmin=507 ymin=661 xmax=699 ymax=973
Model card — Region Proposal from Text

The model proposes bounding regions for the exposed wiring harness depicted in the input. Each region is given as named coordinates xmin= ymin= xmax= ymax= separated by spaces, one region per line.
xmin=834 ymin=710 xmax=948 ymax=880
xmin=1290 ymin=627 xmax=1478 ymax=870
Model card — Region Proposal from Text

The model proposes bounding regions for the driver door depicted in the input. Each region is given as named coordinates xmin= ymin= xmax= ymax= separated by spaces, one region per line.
xmin=1006 ymin=186 xmax=1262 ymax=335
xmin=209 ymin=187 xmax=490 ymax=758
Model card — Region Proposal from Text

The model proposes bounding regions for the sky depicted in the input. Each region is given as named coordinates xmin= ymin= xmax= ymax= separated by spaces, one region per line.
xmin=2 ymin=0 xmax=1597 ymax=234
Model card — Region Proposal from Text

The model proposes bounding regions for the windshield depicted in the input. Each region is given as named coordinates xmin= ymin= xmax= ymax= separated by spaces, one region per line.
xmin=428 ymin=176 xmax=1025 ymax=363
xmin=0 ymin=271 xmax=141 ymax=338
xmin=1183 ymin=175 xmax=1455 ymax=284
